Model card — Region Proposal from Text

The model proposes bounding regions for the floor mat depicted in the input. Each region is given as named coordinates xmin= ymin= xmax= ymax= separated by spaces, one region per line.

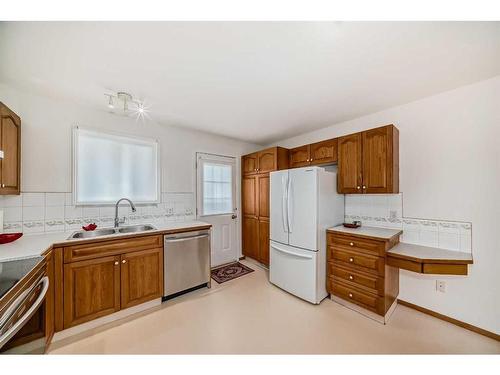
xmin=211 ymin=262 xmax=254 ymax=284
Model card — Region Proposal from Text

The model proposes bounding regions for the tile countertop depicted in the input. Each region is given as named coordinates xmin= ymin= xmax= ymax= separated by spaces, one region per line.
xmin=0 ymin=221 xmax=212 ymax=263
xmin=327 ymin=225 xmax=403 ymax=240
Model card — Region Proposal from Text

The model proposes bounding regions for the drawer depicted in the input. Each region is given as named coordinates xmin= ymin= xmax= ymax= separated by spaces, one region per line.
xmin=329 ymin=247 xmax=385 ymax=276
xmin=327 ymin=233 xmax=386 ymax=256
xmin=329 ymin=263 xmax=384 ymax=296
xmin=64 ymin=235 xmax=163 ymax=263
xmin=329 ymin=279 xmax=384 ymax=315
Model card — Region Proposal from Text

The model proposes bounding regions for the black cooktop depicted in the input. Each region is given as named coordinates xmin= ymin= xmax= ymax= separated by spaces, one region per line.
xmin=0 ymin=257 xmax=43 ymax=299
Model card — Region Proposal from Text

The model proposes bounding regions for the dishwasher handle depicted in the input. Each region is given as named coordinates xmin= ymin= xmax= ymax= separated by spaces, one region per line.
xmin=165 ymin=234 xmax=209 ymax=243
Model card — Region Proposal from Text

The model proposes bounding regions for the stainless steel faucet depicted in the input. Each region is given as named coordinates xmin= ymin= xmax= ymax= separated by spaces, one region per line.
xmin=114 ymin=198 xmax=137 ymax=228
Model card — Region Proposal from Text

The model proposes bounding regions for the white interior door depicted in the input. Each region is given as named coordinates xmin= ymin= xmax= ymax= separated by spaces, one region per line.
xmin=196 ymin=153 xmax=238 ymax=267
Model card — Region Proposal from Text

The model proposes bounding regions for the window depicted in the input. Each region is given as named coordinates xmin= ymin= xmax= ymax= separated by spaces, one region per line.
xmin=73 ymin=127 xmax=160 ymax=205
xmin=197 ymin=154 xmax=235 ymax=216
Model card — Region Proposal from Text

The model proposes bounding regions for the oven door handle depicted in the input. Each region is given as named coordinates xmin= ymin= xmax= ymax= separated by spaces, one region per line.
xmin=0 ymin=276 xmax=49 ymax=349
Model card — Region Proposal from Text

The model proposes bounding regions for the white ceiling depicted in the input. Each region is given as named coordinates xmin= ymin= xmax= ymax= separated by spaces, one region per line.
xmin=1 ymin=22 xmax=499 ymax=144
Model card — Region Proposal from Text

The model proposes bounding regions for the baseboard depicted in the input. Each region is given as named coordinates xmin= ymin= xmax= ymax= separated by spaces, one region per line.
xmin=397 ymin=299 xmax=499 ymax=342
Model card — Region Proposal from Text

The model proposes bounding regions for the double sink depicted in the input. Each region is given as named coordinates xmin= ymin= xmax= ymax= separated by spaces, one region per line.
xmin=68 ymin=224 xmax=156 ymax=239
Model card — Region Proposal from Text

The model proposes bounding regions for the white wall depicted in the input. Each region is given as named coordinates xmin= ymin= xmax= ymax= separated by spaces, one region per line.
xmin=0 ymin=83 xmax=261 ymax=254
xmin=269 ymin=76 xmax=500 ymax=335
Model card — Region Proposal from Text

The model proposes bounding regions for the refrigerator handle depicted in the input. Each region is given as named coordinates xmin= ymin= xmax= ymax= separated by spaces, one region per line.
xmin=281 ymin=174 xmax=288 ymax=233
xmin=287 ymin=175 xmax=292 ymax=233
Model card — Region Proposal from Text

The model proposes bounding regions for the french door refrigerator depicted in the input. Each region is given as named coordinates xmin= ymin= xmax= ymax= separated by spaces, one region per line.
xmin=269 ymin=166 xmax=344 ymax=304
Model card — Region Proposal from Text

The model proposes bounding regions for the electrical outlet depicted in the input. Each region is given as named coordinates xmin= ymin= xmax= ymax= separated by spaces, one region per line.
xmin=436 ymin=280 xmax=446 ymax=293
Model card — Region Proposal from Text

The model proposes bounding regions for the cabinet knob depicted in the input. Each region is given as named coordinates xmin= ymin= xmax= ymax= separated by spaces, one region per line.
xmin=122 ymin=260 xmax=126 ymax=264
xmin=356 ymin=186 xmax=361 ymax=190
xmin=114 ymin=261 xmax=119 ymax=266
xmin=310 ymin=158 xmax=313 ymax=162
xmin=349 ymin=275 xmax=354 ymax=280
xmin=349 ymin=242 xmax=354 ymax=246
xmin=348 ymin=293 xmax=353 ymax=298
xmin=1 ymin=184 xmax=4 ymax=188
xmin=362 ymin=185 xmax=366 ymax=189
xmin=349 ymin=257 xmax=354 ymax=262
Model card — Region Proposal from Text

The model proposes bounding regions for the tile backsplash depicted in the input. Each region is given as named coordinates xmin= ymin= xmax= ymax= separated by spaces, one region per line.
xmin=0 ymin=192 xmax=195 ymax=235
xmin=345 ymin=193 xmax=472 ymax=254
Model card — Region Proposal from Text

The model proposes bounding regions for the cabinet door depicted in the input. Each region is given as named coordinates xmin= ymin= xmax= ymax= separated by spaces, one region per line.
xmin=242 ymin=216 xmax=259 ymax=260
xmin=63 ymin=255 xmax=121 ymax=328
xmin=242 ymin=153 xmax=258 ymax=175
xmin=289 ymin=145 xmax=310 ymax=168
xmin=257 ymin=174 xmax=270 ymax=220
xmin=121 ymin=248 xmax=163 ymax=309
xmin=258 ymin=219 xmax=270 ymax=266
xmin=362 ymin=125 xmax=398 ymax=194
xmin=337 ymin=133 xmax=363 ymax=194
xmin=257 ymin=148 xmax=277 ymax=173
xmin=0 ymin=103 xmax=21 ymax=194
xmin=242 ymin=175 xmax=258 ymax=216
xmin=310 ymin=138 xmax=338 ymax=165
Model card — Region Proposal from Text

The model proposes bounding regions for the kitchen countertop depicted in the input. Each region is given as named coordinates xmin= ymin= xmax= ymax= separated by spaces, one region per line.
xmin=0 ymin=221 xmax=211 ymax=263
xmin=388 ymin=242 xmax=473 ymax=263
xmin=327 ymin=225 xmax=403 ymax=240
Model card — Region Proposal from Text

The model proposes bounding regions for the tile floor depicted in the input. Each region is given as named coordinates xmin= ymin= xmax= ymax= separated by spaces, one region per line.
xmin=49 ymin=260 xmax=500 ymax=354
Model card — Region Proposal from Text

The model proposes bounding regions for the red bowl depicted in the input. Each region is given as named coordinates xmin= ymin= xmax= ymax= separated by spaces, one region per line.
xmin=0 ymin=233 xmax=23 ymax=244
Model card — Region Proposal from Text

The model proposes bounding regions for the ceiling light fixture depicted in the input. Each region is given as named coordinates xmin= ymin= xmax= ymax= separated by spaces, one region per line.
xmin=104 ymin=91 xmax=151 ymax=121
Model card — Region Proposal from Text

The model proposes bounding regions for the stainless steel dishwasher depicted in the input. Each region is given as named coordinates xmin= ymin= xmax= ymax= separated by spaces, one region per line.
xmin=163 ymin=229 xmax=211 ymax=300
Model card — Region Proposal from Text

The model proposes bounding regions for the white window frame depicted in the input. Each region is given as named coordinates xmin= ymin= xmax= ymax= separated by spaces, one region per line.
xmin=196 ymin=152 xmax=236 ymax=217
xmin=72 ymin=126 xmax=161 ymax=206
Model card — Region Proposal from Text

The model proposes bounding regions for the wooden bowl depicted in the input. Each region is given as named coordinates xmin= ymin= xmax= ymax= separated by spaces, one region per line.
xmin=0 ymin=233 xmax=23 ymax=244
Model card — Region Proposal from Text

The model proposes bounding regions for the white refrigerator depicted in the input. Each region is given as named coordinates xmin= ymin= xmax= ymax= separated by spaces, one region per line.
xmin=269 ymin=166 xmax=344 ymax=304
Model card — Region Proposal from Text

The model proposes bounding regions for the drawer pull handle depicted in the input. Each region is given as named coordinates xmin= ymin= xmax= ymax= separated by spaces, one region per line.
xmin=349 ymin=242 xmax=354 ymax=246
xmin=348 ymin=293 xmax=353 ymax=298
xmin=349 ymin=257 xmax=354 ymax=262
xmin=349 ymin=275 xmax=354 ymax=280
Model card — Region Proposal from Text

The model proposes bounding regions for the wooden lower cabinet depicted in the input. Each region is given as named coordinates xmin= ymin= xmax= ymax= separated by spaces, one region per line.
xmin=242 ymin=216 xmax=259 ymax=261
xmin=63 ymin=255 xmax=121 ymax=328
xmin=61 ymin=238 xmax=164 ymax=329
xmin=258 ymin=219 xmax=270 ymax=265
xmin=121 ymin=248 xmax=163 ymax=309
xmin=326 ymin=230 xmax=400 ymax=318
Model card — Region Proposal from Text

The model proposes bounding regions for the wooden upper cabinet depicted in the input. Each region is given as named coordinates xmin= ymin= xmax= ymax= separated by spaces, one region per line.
xmin=121 ymin=248 xmax=163 ymax=309
xmin=310 ymin=138 xmax=338 ymax=165
xmin=63 ymin=255 xmax=121 ymax=329
xmin=257 ymin=148 xmax=277 ymax=173
xmin=257 ymin=174 xmax=270 ymax=219
xmin=242 ymin=153 xmax=258 ymax=175
xmin=0 ymin=102 xmax=21 ymax=195
xmin=242 ymin=147 xmax=289 ymax=175
xmin=289 ymin=145 xmax=311 ymax=168
xmin=242 ymin=175 xmax=258 ymax=216
xmin=337 ymin=125 xmax=399 ymax=194
xmin=362 ymin=125 xmax=399 ymax=194
xmin=337 ymin=132 xmax=363 ymax=194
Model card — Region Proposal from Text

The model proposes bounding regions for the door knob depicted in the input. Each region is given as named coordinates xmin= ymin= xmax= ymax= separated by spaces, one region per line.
xmin=231 ymin=214 xmax=237 ymax=219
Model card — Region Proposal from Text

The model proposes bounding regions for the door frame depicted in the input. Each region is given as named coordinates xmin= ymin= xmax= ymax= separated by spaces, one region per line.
xmin=195 ymin=152 xmax=241 ymax=261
